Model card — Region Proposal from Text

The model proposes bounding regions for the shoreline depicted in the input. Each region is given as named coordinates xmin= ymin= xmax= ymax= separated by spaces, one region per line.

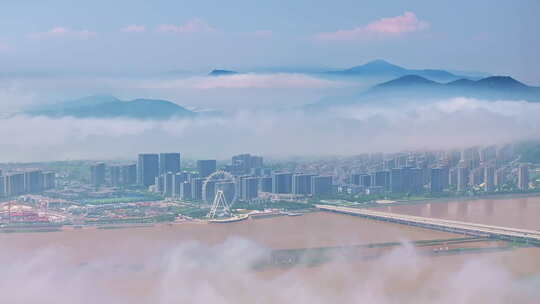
xmin=373 ymin=192 xmax=540 ymax=207
xmin=2 ymin=193 xmax=539 ymax=233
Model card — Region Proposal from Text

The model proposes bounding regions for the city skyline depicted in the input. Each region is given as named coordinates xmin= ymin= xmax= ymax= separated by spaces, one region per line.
xmin=2 ymin=2 xmax=540 ymax=303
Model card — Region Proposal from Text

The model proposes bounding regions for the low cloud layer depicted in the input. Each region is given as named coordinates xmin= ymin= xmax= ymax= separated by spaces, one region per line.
xmin=1 ymin=98 xmax=539 ymax=162
xmin=144 ymin=73 xmax=345 ymax=90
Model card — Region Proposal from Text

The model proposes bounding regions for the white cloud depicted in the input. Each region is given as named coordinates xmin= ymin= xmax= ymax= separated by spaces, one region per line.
xmin=316 ymin=11 xmax=429 ymax=42
xmin=0 ymin=235 xmax=537 ymax=303
xmin=30 ymin=27 xmax=97 ymax=39
xmin=1 ymin=98 xmax=540 ymax=162
xmin=156 ymin=18 xmax=216 ymax=34
xmin=120 ymin=25 xmax=146 ymax=33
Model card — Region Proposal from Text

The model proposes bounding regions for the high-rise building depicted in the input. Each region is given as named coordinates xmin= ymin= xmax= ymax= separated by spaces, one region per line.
xmin=518 ymin=164 xmax=529 ymax=191
xmin=121 ymin=164 xmax=137 ymax=186
xmin=231 ymin=154 xmax=263 ymax=175
xmin=110 ymin=165 xmax=122 ymax=186
xmin=163 ymin=172 xmax=174 ymax=197
xmin=204 ymin=180 xmax=216 ymax=202
xmin=0 ymin=175 xmax=5 ymax=197
xmin=155 ymin=175 xmax=164 ymax=193
xmin=449 ymin=168 xmax=458 ymax=187
xmin=259 ymin=177 xmax=272 ymax=192
xmin=272 ymin=172 xmax=293 ymax=194
xmin=172 ymin=172 xmax=188 ymax=197
xmin=312 ymin=176 xmax=333 ymax=197
xmin=440 ymin=166 xmax=450 ymax=190
xmin=373 ymin=171 xmax=390 ymax=190
xmin=191 ymin=178 xmax=204 ymax=201
xmin=384 ymin=159 xmax=396 ymax=170
xmin=484 ymin=166 xmax=495 ymax=192
xmin=457 ymin=166 xmax=469 ymax=192
xmin=159 ymin=153 xmax=181 ymax=175
xmin=241 ymin=177 xmax=259 ymax=201
xmin=480 ymin=146 xmax=497 ymax=163
xmin=42 ymin=172 xmax=56 ymax=190
xmin=447 ymin=150 xmax=462 ymax=167
xmin=90 ymin=163 xmax=106 ymax=187
xmin=430 ymin=168 xmax=443 ymax=193
xmin=410 ymin=168 xmax=424 ymax=193
xmin=396 ymin=155 xmax=408 ymax=168
xmin=350 ymin=173 xmax=362 ymax=186
xmin=197 ymin=160 xmax=217 ymax=178
xmin=138 ymin=154 xmax=159 ymax=187
xmin=236 ymin=175 xmax=250 ymax=199
xmin=180 ymin=181 xmax=192 ymax=200
xmin=390 ymin=168 xmax=402 ymax=193
xmin=24 ymin=170 xmax=43 ymax=193
xmin=292 ymin=174 xmax=315 ymax=195
xmin=495 ymin=167 xmax=506 ymax=188
xmin=360 ymin=174 xmax=372 ymax=188
xmin=462 ymin=147 xmax=480 ymax=169
xmin=469 ymin=167 xmax=485 ymax=187
xmin=6 ymin=172 xmax=25 ymax=196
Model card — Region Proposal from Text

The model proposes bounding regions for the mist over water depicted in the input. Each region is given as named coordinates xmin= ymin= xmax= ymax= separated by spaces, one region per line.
xmin=1 ymin=213 xmax=539 ymax=303
xmin=1 ymin=235 xmax=538 ymax=304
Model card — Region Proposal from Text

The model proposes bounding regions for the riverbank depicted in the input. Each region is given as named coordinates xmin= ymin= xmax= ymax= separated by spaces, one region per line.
xmin=370 ymin=192 xmax=540 ymax=208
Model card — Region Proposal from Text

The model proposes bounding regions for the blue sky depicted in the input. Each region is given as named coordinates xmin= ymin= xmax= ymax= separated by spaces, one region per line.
xmin=0 ymin=0 xmax=539 ymax=84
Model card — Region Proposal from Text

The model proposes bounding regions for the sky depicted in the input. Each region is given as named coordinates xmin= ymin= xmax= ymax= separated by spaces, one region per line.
xmin=1 ymin=1 xmax=540 ymax=162
xmin=0 ymin=0 xmax=539 ymax=84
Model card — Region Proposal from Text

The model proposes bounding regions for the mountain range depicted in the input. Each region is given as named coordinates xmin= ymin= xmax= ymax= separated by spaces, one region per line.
xmin=25 ymin=95 xmax=195 ymax=119
xmin=313 ymin=75 xmax=540 ymax=107
xmin=206 ymin=60 xmax=480 ymax=83
xmin=324 ymin=59 xmax=470 ymax=82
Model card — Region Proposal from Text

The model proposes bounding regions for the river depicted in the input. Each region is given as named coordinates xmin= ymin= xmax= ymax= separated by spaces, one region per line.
xmin=0 ymin=203 xmax=539 ymax=303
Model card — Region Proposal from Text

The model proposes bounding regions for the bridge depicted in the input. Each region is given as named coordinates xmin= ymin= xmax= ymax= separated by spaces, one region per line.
xmin=317 ymin=205 xmax=540 ymax=246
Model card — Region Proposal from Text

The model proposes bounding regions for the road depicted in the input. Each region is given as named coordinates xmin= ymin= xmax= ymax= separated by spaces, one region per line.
xmin=317 ymin=204 xmax=540 ymax=246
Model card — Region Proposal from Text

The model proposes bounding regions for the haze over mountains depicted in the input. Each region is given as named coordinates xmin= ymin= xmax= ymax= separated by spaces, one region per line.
xmin=205 ymin=60 xmax=473 ymax=82
xmin=312 ymin=74 xmax=540 ymax=108
xmin=19 ymin=59 xmax=540 ymax=119
xmin=323 ymin=59 xmax=469 ymax=82
xmin=208 ymin=69 xmax=239 ymax=77
xmin=25 ymin=95 xmax=195 ymax=120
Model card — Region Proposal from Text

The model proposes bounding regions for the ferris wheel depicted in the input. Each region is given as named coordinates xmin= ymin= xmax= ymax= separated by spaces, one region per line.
xmin=202 ymin=170 xmax=238 ymax=204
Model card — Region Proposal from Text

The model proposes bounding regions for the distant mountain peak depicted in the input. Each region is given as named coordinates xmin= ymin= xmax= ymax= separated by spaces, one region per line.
xmin=377 ymin=75 xmax=438 ymax=88
xmin=329 ymin=59 xmax=465 ymax=82
xmin=208 ymin=69 xmax=238 ymax=76
xmin=363 ymin=59 xmax=400 ymax=67
xmin=476 ymin=76 xmax=527 ymax=89
xmin=345 ymin=59 xmax=406 ymax=74
xmin=447 ymin=78 xmax=476 ymax=86
xmin=25 ymin=96 xmax=195 ymax=120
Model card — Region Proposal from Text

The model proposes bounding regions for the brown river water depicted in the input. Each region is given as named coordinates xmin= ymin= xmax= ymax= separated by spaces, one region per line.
xmin=1 ymin=198 xmax=539 ymax=303
xmin=373 ymin=195 xmax=540 ymax=231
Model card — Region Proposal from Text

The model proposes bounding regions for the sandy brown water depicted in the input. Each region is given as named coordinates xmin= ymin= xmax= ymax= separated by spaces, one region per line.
xmin=1 ymin=211 xmax=539 ymax=303
xmin=373 ymin=195 xmax=540 ymax=231
xmin=1 ymin=212 xmax=460 ymax=264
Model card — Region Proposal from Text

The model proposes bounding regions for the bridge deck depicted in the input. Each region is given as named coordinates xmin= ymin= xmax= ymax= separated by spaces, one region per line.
xmin=317 ymin=205 xmax=540 ymax=246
